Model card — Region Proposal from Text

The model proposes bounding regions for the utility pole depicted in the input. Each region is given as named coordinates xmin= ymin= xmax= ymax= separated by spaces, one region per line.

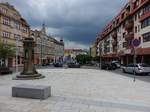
xmin=133 ymin=47 xmax=136 ymax=82
xmin=132 ymin=38 xmax=140 ymax=82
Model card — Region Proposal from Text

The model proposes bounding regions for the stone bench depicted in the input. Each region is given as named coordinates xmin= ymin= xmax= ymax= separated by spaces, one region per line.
xmin=12 ymin=84 xmax=51 ymax=100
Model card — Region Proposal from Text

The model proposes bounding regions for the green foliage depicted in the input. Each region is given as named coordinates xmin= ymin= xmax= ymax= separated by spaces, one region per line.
xmin=76 ymin=54 xmax=92 ymax=65
xmin=93 ymin=56 xmax=100 ymax=62
xmin=0 ymin=43 xmax=15 ymax=59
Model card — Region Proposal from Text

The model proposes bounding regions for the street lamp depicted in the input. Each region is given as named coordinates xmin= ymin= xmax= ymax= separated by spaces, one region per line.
xmin=99 ymin=44 xmax=102 ymax=69
xmin=16 ymin=36 xmax=19 ymax=73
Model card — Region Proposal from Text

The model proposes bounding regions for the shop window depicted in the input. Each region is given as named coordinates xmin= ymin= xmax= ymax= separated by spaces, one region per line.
xmin=143 ymin=32 xmax=150 ymax=42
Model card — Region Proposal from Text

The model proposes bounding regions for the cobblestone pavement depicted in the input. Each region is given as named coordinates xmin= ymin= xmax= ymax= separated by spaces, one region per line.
xmin=0 ymin=68 xmax=150 ymax=112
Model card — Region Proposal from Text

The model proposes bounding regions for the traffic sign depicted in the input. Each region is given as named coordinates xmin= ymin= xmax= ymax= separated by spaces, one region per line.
xmin=132 ymin=39 xmax=140 ymax=47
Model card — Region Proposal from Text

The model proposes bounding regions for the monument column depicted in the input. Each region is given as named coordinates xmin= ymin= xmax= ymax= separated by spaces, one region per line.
xmin=14 ymin=37 xmax=45 ymax=80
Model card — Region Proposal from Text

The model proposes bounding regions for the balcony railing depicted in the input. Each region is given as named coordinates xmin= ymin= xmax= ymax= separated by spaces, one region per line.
xmin=111 ymin=31 xmax=117 ymax=39
xmin=112 ymin=40 xmax=117 ymax=46
xmin=125 ymin=19 xmax=134 ymax=31
xmin=140 ymin=11 xmax=150 ymax=21
xmin=125 ymin=32 xmax=134 ymax=41
xmin=113 ymin=46 xmax=117 ymax=53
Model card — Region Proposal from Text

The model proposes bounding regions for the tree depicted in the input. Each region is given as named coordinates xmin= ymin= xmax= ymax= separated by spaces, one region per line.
xmin=0 ymin=42 xmax=15 ymax=67
xmin=76 ymin=54 xmax=92 ymax=65
xmin=93 ymin=56 xmax=100 ymax=62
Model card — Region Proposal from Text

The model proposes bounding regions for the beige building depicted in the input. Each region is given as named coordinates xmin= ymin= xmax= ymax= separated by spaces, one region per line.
xmin=90 ymin=44 xmax=97 ymax=58
xmin=31 ymin=24 xmax=64 ymax=65
xmin=96 ymin=0 xmax=150 ymax=65
xmin=0 ymin=2 xmax=30 ymax=67
xmin=64 ymin=49 xmax=88 ymax=62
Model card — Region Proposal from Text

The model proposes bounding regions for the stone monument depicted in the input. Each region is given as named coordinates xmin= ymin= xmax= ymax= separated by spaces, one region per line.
xmin=14 ymin=37 xmax=45 ymax=80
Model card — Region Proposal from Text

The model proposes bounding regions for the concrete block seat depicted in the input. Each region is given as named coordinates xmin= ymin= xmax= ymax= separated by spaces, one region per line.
xmin=12 ymin=84 xmax=51 ymax=100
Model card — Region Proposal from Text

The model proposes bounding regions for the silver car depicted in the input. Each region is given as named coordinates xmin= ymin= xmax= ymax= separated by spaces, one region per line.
xmin=122 ymin=63 xmax=150 ymax=75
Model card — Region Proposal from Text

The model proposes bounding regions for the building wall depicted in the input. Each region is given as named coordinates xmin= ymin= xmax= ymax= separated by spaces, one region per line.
xmin=96 ymin=0 xmax=150 ymax=65
xmin=0 ymin=2 xmax=30 ymax=67
xmin=64 ymin=49 xmax=88 ymax=62
xmin=31 ymin=26 xmax=64 ymax=65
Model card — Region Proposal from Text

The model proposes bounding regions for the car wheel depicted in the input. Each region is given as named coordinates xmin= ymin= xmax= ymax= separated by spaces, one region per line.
xmin=122 ymin=69 xmax=126 ymax=73
xmin=144 ymin=73 xmax=149 ymax=76
xmin=112 ymin=66 xmax=116 ymax=70
xmin=106 ymin=66 xmax=109 ymax=70
xmin=133 ymin=70 xmax=138 ymax=75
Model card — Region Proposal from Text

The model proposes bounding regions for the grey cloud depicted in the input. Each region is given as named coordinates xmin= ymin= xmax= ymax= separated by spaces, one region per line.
xmin=4 ymin=0 xmax=128 ymax=47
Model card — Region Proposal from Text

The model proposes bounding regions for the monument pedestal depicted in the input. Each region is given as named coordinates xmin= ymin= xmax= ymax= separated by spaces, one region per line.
xmin=14 ymin=74 xmax=45 ymax=80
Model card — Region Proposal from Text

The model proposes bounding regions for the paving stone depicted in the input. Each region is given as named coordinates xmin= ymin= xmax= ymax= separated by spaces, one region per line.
xmin=0 ymin=68 xmax=150 ymax=112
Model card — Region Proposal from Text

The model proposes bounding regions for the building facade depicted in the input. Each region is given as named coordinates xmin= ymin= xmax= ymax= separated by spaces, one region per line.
xmin=90 ymin=44 xmax=97 ymax=58
xmin=64 ymin=49 xmax=88 ymax=62
xmin=0 ymin=2 xmax=30 ymax=67
xmin=31 ymin=24 xmax=64 ymax=65
xmin=96 ymin=0 xmax=150 ymax=65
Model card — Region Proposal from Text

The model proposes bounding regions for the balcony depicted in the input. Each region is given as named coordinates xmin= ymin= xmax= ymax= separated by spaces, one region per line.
xmin=111 ymin=31 xmax=117 ymax=39
xmin=140 ymin=11 xmax=150 ymax=22
xmin=125 ymin=32 xmax=134 ymax=41
xmin=113 ymin=46 xmax=117 ymax=53
xmin=125 ymin=20 xmax=134 ymax=31
xmin=112 ymin=40 xmax=117 ymax=46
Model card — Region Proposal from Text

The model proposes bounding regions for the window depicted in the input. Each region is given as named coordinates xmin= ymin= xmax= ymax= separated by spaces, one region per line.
xmin=0 ymin=7 xmax=7 ymax=14
xmin=14 ymin=21 xmax=20 ymax=30
xmin=2 ymin=31 xmax=10 ymax=38
xmin=142 ymin=4 xmax=150 ymax=15
xmin=143 ymin=32 xmax=150 ymax=42
xmin=138 ymin=25 xmax=140 ymax=32
xmin=22 ymin=27 xmax=28 ymax=33
xmin=141 ymin=17 xmax=150 ymax=28
xmin=135 ymin=26 xmax=137 ymax=33
xmin=18 ymin=56 xmax=20 ymax=64
xmin=14 ymin=34 xmax=21 ymax=41
xmin=123 ymin=42 xmax=127 ymax=48
xmin=123 ymin=32 xmax=126 ymax=38
xmin=138 ymin=11 xmax=141 ymax=18
xmin=135 ymin=14 xmax=137 ymax=21
xmin=3 ymin=17 xmax=10 ymax=26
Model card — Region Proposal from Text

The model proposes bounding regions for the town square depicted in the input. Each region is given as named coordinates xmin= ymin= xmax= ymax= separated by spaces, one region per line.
xmin=0 ymin=0 xmax=150 ymax=112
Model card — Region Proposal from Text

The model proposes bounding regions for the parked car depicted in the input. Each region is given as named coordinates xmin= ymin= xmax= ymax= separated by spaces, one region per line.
xmin=68 ymin=62 xmax=80 ymax=68
xmin=0 ymin=67 xmax=12 ymax=75
xmin=53 ymin=62 xmax=63 ymax=67
xmin=101 ymin=62 xmax=116 ymax=70
xmin=111 ymin=61 xmax=121 ymax=68
xmin=122 ymin=63 xmax=150 ymax=75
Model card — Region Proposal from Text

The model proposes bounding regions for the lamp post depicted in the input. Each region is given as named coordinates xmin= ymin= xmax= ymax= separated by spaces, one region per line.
xmin=41 ymin=38 xmax=43 ymax=66
xmin=16 ymin=37 xmax=19 ymax=73
xmin=99 ymin=44 xmax=102 ymax=69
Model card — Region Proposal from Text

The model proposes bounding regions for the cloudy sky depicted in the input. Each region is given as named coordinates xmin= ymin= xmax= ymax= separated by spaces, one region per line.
xmin=1 ymin=0 xmax=128 ymax=49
